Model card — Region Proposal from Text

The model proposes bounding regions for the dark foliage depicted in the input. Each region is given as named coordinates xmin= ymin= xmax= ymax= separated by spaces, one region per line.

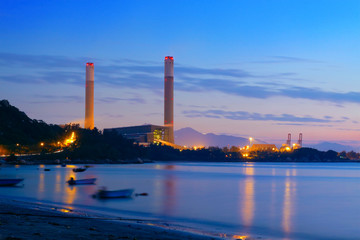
xmin=66 ymin=128 xmax=145 ymax=160
xmin=0 ymin=100 xmax=64 ymax=145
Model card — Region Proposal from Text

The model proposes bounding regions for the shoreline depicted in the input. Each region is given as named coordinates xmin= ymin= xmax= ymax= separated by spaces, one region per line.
xmin=2 ymin=159 xmax=360 ymax=166
xmin=0 ymin=197 xmax=230 ymax=240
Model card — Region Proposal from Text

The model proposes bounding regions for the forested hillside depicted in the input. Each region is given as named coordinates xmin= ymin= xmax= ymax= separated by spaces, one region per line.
xmin=0 ymin=100 xmax=64 ymax=145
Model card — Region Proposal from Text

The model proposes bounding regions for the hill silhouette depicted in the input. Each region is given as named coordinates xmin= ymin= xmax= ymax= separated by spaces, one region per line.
xmin=0 ymin=100 xmax=64 ymax=145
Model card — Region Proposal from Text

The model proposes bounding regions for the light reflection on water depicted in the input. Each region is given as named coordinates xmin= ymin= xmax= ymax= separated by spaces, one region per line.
xmin=2 ymin=162 xmax=360 ymax=239
xmin=38 ymin=171 xmax=44 ymax=197
xmin=284 ymin=170 xmax=297 ymax=235
xmin=241 ymin=165 xmax=254 ymax=229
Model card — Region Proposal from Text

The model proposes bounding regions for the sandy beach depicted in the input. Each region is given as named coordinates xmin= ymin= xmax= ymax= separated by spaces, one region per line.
xmin=0 ymin=198 xmax=226 ymax=240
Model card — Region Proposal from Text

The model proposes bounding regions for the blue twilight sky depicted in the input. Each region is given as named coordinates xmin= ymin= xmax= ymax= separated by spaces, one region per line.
xmin=1 ymin=0 xmax=360 ymax=145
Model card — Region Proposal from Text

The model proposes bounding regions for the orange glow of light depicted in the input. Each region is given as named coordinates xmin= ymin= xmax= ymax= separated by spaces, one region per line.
xmin=38 ymin=172 xmax=45 ymax=193
xmin=241 ymin=175 xmax=254 ymax=227
xmin=65 ymin=165 xmax=77 ymax=168
xmin=64 ymin=132 xmax=76 ymax=146
xmin=55 ymin=172 xmax=61 ymax=193
xmin=58 ymin=208 xmax=72 ymax=213
xmin=193 ymin=145 xmax=204 ymax=150
xmin=64 ymin=175 xmax=77 ymax=204
xmin=232 ymin=235 xmax=248 ymax=239
xmin=40 ymin=142 xmax=44 ymax=146
xmin=282 ymin=181 xmax=291 ymax=233
xmin=244 ymin=164 xmax=254 ymax=176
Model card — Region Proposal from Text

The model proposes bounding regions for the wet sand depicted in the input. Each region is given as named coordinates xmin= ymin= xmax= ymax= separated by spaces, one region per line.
xmin=0 ymin=198 xmax=224 ymax=240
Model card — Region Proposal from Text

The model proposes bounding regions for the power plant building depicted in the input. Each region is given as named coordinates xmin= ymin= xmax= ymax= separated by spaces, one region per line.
xmin=104 ymin=125 xmax=171 ymax=145
xmin=85 ymin=62 xmax=94 ymax=129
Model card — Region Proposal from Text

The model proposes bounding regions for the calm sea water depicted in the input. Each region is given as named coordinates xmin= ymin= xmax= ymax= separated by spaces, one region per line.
xmin=1 ymin=162 xmax=360 ymax=239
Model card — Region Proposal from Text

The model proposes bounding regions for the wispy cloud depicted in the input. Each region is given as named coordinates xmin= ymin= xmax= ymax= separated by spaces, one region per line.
xmin=100 ymin=113 xmax=124 ymax=118
xmin=0 ymin=72 xmax=83 ymax=85
xmin=183 ymin=109 xmax=348 ymax=123
xmin=0 ymin=52 xmax=88 ymax=68
xmin=1 ymin=52 xmax=360 ymax=105
xmin=250 ymin=56 xmax=322 ymax=64
xmin=97 ymin=97 xmax=146 ymax=104
xmin=30 ymin=94 xmax=83 ymax=104
xmin=336 ymin=128 xmax=360 ymax=132
xmin=275 ymin=123 xmax=335 ymax=127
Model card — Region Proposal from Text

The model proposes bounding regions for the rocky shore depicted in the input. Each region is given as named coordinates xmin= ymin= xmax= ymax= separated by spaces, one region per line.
xmin=0 ymin=198 xmax=222 ymax=240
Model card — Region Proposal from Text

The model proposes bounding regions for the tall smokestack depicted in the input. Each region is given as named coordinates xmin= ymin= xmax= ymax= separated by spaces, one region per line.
xmin=164 ymin=56 xmax=174 ymax=143
xmin=85 ymin=62 xmax=94 ymax=130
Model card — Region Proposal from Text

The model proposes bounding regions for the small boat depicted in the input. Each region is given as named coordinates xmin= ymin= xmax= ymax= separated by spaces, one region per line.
xmin=44 ymin=168 xmax=51 ymax=171
xmin=73 ymin=168 xmax=86 ymax=172
xmin=67 ymin=177 xmax=96 ymax=185
xmin=95 ymin=188 xmax=134 ymax=199
xmin=0 ymin=178 xmax=24 ymax=186
xmin=135 ymin=192 xmax=149 ymax=196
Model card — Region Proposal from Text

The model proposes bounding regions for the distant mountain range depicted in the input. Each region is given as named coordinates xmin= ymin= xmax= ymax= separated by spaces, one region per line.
xmin=174 ymin=127 xmax=263 ymax=148
xmin=305 ymin=142 xmax=359 ymax=152
xmin=175 ymin=127 xmax=359 ymax=152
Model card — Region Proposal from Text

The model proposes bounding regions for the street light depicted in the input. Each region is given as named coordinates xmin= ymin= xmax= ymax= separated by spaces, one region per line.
xmin=249 ymin=137 xmax=253 ymax=148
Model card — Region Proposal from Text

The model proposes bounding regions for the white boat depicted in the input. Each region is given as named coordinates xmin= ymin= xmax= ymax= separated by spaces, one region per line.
xmin=67 ymin=178 xmax=96 ymax=185
xmin=95 ymin=188 xmax=134 ymax=198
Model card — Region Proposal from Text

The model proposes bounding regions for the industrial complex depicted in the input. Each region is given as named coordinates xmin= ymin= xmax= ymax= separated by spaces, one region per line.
xmin=83 ymin=56 xmax=303 ymax=153
xmin=100 ymin=56 xmax=176 ymax=147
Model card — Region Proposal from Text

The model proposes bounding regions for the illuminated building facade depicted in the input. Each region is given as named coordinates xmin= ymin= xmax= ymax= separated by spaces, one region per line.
xmin=85 ymin=62 xmax=94 ymax=129
xmin=250 ymin=144 xmax=278 ymax=152
xmin=104 ymin=125 xmax=171 ymax=145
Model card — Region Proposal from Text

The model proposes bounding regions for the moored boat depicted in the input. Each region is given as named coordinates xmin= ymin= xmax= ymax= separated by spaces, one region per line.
xmin=67 ymin=177 xmax=96 ymax=185
xmin=73 ymin=168 xmax=86 ymax=172
xmin=95 ymin=188 xmax=134 ymax=198
xmin=0 ymin=178 xmax=24 ymax=186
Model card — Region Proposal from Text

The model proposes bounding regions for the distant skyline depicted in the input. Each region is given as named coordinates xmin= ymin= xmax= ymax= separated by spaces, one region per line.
xmin=1 ymin=1 xmax=360 ymax=146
